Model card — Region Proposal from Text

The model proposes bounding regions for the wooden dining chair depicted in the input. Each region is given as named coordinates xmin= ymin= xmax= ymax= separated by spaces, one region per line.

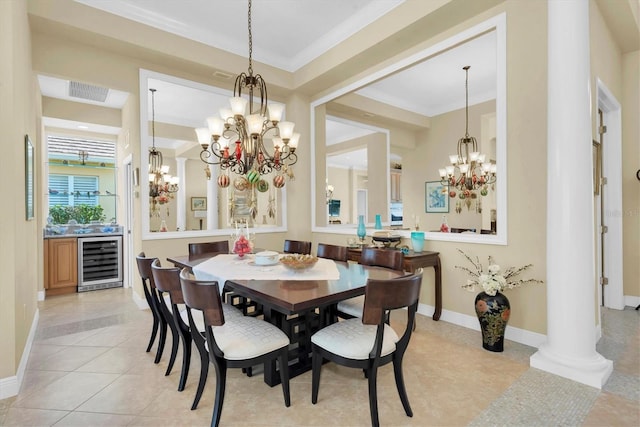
xmin=152 ymin=261 xmax=243 ymax=409
xmin=360 ymin=247 xmax=404 ymax=271
xmin=141 ymin=258 xmax=181 ymax=378
xmin=179 ymin=269 xmax=291 ymax=426
xmin=188 ymin=240 xmax=229 ymax=256
xmin=311 ymin=270 xmax=423 ymax=427
xmin=316 ymin=243 xmax=348 ymax=262
xmin=135 ymin=252 xmax=170 ymax=365
xmin=283 ymin=239 xmax=312 ymax=255
xmin=150 ymin=260 xmax=191 ymax=391
xmin=337 ymin=248 xmax=405 ymax=318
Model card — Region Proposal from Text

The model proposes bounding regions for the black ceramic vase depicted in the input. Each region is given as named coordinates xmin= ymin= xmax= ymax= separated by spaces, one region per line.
xmin=475 ymin=291 xmax=510 ymax=352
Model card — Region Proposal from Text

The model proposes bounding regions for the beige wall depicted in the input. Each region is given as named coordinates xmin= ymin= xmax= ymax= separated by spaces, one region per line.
xmin=0 ymin=0 xmax=39 ymax=379
xmin=621 ymin=49 xmax=640 ymax=299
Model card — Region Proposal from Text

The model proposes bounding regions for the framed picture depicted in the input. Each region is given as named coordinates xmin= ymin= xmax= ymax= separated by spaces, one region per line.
xmin=425 ymin=181 xmax=449 ymax=213
xmin=191 ymin=196 xmax=207 ymax=211
xmin=25 ymin=135 xmax=34 ymax=220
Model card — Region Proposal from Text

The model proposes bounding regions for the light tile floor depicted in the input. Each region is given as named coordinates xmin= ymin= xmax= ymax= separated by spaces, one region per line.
xmin=1 ymin=288 xmax=638 ymax=426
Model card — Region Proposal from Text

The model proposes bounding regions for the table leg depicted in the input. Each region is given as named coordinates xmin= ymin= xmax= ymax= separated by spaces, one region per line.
xmin=263 ymin=307 xmax=280 ymax=387
xmin=433 ymin=258 xmax=442 ymax=321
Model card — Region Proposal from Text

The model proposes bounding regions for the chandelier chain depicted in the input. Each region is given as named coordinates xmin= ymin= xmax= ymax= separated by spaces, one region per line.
xmin=464 ymin=65 xmax=470 ymax=138
xmin=247 ymin=0 xmax=253 ymax=76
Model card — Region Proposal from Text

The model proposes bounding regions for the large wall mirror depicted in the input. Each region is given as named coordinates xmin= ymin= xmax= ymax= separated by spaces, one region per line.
xmin=311 ymin=13 xmax=506 ymax=245
xmin=140 ymin=70 xmax=287 ymax=240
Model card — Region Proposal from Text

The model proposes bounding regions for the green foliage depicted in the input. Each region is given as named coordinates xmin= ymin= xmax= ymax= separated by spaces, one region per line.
xmin=49 ymin=204 xmax=106 ymax=224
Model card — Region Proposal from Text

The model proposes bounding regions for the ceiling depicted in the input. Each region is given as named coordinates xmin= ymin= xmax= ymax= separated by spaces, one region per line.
xmin=75 ymin=0 xmax=406 ymax=73
xmin=37 ymin=0 xmax=498 ymax=171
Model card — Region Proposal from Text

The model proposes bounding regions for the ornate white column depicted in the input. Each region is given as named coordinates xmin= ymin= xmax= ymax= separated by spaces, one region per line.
xmin=175 ymin=157 xmax=187 ymax=232
xmin=530 ymin=0 xmax=612 ymax=388
xmin=207 ymin=167 xmax=219 ymax=230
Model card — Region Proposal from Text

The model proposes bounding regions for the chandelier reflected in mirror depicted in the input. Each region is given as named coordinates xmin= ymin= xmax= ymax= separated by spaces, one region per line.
xmin=148 ymin=88 xmax=179 ymax=216
xmin=196 ymin=0 xmax=297 ymax=216
xmin=325 ymin=180 xmax=334 ymax=205
xmin=438 ymin=66 xmax=496 ymax=211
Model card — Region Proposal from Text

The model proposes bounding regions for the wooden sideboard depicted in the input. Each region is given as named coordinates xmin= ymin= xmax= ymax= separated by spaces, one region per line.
xmin=347 ymin=248 xmax=442 ymax=320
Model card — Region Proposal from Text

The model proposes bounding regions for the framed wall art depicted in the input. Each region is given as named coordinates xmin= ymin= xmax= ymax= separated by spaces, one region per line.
xmin=191 ymin=196 xmax=207 ymax=211
xmin=425 ymin=181 xmax=449 ymax=213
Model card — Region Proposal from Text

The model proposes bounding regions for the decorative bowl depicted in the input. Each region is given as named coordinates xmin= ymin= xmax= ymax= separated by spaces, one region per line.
xmin=254 ymin=250 xmax=279 ymax=266
xmin=280 ymin=254 xmax=318 ymax=271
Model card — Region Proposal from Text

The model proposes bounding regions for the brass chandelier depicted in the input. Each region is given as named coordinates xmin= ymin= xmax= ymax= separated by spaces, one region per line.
xmin=148 ymin=88 xmax=179 ymax=215
xmin=196 ymin=0 xmax=298 ymax=195
xmin=439 ymin=66 xmax=496 ymax=208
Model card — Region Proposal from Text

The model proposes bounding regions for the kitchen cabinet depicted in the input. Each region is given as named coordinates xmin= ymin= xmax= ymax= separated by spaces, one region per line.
xmin=390 ymin=170 xmax=402 ymax=202
xmin=45 ymin=237 xmax=77 ymax=295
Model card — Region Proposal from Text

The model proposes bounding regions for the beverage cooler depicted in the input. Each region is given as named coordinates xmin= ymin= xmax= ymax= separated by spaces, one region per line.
xmin=77 ymin=236 xmax=123 ymax=292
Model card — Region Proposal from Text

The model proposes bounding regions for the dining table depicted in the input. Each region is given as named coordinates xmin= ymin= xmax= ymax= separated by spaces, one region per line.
xmin=167 ymin=253 xmax=402 ymax=387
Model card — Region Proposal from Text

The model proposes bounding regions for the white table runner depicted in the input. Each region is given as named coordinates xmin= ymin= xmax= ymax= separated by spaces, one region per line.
xmin=193 ymin=254 xmax=340 ymax=291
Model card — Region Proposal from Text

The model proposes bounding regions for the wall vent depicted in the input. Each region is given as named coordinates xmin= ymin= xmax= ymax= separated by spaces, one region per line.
xmin=212 ymin=70 xmax=233 ymax=79
xmin=69 ymin=81 xmax=109 ymax=102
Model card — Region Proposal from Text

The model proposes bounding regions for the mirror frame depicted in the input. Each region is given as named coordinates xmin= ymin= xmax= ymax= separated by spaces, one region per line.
xmin=139 ymin=69 xmax=288 ymax=240
xmin=310 ymin=13 xmax=507 ymax=245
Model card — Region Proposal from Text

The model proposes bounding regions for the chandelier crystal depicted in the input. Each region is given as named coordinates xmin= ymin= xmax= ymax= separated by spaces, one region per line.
xmin=438 ymin=66 xmax=496 ymax=209
xmin=196 ymin=0 xmax=297 ymax=203
xmin=148 ymin=88 xmax=178 ymax=216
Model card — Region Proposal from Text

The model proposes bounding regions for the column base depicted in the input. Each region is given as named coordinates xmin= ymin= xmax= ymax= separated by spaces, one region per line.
xmin=530 ymin=344 xmax=613 ymax=389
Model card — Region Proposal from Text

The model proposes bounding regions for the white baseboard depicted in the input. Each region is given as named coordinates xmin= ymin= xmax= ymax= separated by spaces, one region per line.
xmin=0 ymin=308 xmax=39 ymax=400
xmin=417 ymin=302 xmax=546 ymax=348
xmin=624 ymin=295 xmax=640 ymax=309
xmin=132 ymin=289 xmax=149 ymax=310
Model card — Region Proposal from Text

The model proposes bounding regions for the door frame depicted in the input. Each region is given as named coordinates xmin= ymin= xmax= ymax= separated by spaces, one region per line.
xmin=596 ymin=79 xmax=624 ymax=310
xmin=122 ymin=154 xmax=134 ymax=289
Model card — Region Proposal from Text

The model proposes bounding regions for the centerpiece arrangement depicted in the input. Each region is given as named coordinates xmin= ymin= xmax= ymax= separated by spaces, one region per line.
xmin=231 ymin=221 xmax=253 ymax=258
xmin=456 ymin=249 xmax=543 ymax=352
xmin=280 ymin=254 xmax=318 ymax=271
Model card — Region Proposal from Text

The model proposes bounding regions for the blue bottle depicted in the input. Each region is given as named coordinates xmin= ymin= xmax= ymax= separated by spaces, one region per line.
xmin=357 ymin=215 xmax=366 ymax=242
xmin=374 ymin=214 xmax=382 ymax=230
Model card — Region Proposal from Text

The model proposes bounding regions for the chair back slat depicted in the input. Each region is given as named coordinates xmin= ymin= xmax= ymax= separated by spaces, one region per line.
xmin=179 ymin=269 xmax=224 ymax=327
xmin=362 ymin=271 xmax=423 ymax=325
xmin=136 ymin=252 xmax=158 ymax=289
xmin=360 ymin=247 xmax=404 ymax=272
xmin=316 ymin=243 xmax=348 ymax=262
xmin=283 ymin=239 xmax=312 ymax=255
xmin=188 ymin=240 xmax=230 ymax=256
xmin=151 ymin=259 xmax=185 ymax=304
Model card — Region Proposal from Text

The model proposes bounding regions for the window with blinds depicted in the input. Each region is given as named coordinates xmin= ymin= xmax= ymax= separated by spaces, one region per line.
xmin=49 ymin=174 xmax=99 ymax=207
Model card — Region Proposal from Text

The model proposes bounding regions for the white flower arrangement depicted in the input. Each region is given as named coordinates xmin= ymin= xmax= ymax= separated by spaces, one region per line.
xmin=456 ymin=249 xmax=543 ymax=296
